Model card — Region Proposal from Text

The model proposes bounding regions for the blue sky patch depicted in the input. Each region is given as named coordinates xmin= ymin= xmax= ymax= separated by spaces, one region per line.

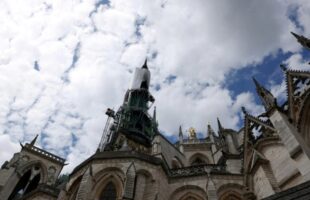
xmin=164 ymin=75 xmax=177 ymax=85
xmin=226 ymin=51 xmax=293 ymax=105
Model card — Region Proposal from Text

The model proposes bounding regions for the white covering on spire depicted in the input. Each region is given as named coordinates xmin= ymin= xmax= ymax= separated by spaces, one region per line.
xmin=130 ymin=67 xmax=150 ymax=90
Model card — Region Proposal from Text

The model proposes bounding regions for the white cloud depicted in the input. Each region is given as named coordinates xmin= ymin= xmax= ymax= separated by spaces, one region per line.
xmin=0 ymin=134 xmax=20 ymax=163
xmin=0 ymin=0 xmax=308 ymax=172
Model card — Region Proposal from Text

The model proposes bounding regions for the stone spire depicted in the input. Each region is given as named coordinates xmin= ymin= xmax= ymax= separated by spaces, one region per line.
xmin=153 ymin=106 xmax=157 ymax=121
xmin=217 ymin=118 xmax=223 ymax=132
xmin=142 ymin=59 xmax=148 ymax=69
xmin=30 ymin=134 xmax=39 ymax=146
xmin=207 ymin=123 xmax=216 ymax=143
xmin=252 ymin=77 xmax=277 ymax=111
xmin=291 ymin=32 xmax=310 ymax=51
xmin=130 ymin=59 xmax=151 ymax=91
xmin=179 ymin=125 xmax=183 ymax=143
xmin=217 ymin=118 xmax=226 ymax=141
xmin=207 ymin=123 xmax=215 ymax=137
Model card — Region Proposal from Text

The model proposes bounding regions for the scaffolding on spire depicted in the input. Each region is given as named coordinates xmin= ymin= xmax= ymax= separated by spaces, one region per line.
xmin=98 ymin=108 xmax=116 ymax=152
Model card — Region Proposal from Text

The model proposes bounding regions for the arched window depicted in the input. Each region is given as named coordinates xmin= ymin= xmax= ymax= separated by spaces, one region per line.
xmin=172 ymin=157 xmax=183 ymax=169
xmin=218 ymin=186 xmax=244 ymax=200
xmin=191 ymin=158 xmax=206 ymax=166
xmin=220 ymin=192 xmax=243 ymax=200
xmin=179 ymin=193 xmax=204 ymax=200
xmin=189 ymin=153 xmax=209 ymax=166
xmin=100 ymin=181 xmax=117 ymax=200
xmin=8 ymin=166 xmax=41 ymax=200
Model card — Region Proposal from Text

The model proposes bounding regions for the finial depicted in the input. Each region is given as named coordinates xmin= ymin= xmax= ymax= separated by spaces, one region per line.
xmin=290 ymin=31 xmax=300 ymax=39
xmin=280 ymin=64 xmax=287 ymax=72
xmin=252 ymin=77 xmax=277 ymax=111
xmin=290 ymin=31 xmax=310 ymax=50
xmin=241 ymin=106 xmax=247 ymax=115
xmin=179 ymin=125 xmax=183 ymax=137
xmin=30 ymin=134 xmax=39 ymax=146
xmin=207 ymin=122 xmax=214 ymax=136
xmin=153 ymin=106 xmax=157 ymax=120
xmin=142 ymin=59 xmax=148 ymax=69
xmin=252 ymin=77 xmax=261 ymax=89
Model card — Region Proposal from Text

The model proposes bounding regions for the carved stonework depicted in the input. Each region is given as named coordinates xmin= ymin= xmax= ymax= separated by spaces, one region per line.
xmin=47 ymin=166 xmax=57 ymax=185
xmin=286 ymin=70 xmax=310 ymax=124
xmin=244 ymin=114 xmax=277 ymax=145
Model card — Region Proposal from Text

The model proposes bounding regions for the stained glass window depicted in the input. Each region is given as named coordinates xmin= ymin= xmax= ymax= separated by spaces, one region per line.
xmin=100 ymin=182 xmax=117 ymax=200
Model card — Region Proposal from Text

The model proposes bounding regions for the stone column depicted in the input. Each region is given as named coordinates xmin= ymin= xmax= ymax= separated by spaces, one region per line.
xmin=134 ymin=174 xmax=146 ymax=200
xmin=207 ymin=176 xmax=218 ymax=200
xmin=76 ymin=166 xmax=93 ymax=200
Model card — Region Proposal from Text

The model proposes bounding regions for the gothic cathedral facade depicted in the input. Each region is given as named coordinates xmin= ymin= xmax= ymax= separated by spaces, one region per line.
xmin=1 ymin=32 xmax=310 ymax=200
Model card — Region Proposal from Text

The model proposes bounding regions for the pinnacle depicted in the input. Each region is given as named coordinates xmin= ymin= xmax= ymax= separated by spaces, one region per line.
xmin=241 ymin=106 xmax=247 ymax=115
xmin=142 ymin=59 xmax=148 ymax=69
xmin=290 ymin=31 xmax=300 ymax=39
xmin=30 ymin=134 xmax=39 ymax=146
xmin=252 ymin=77 xmax=261 ymax=89
xmin=179 ymin=125 xmax=183 ymax=136
xmin=217 ymin=117 xmax=223 ymax=131
xmin=280 ymin=64 xmax=287 ymax=72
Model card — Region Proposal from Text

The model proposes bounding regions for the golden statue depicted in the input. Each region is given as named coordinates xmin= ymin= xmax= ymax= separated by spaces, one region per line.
xmin=188 ymin=127 xmax=197 ymax=139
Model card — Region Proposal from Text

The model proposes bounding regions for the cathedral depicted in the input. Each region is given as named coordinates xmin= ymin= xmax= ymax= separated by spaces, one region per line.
xmin=0 ymin=32 xmax=310 ymax=200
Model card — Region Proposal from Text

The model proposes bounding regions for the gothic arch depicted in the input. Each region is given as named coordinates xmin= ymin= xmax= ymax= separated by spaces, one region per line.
xmin=298 ymin=91 xmax=310 ymax=146
xmin=91 ymin=168 xmax=125 ymax=200
xmin=6 ymin=160 xmax=48 ymax=200
xmin=219 ymin=191 xmax=243 ymax=200
xmin=169 ymin=185 xmax=207 ymax=200
xmin=16 ymin=160 xmax=48 ymax=183
xmin=217 ymin=183 xmax=245 ymax=200
xmin=136 ymin=169 xmax=154 ymax=180
xmin=99 ymin=181 xmax=118 ymax=200
xmin=179 ymin=192 xmax=204 ymax=200
xmin=189 ymin=153 xmax=209 ymax=166
xmin=66 ymin=175 xmax=82 ymax=200
xmin=93 ymin=167 xmax=125 ymax=182
xmin=172 ymin=156 xmax=184 ymax=169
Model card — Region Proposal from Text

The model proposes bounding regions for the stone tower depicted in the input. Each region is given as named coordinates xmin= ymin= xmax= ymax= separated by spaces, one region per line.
xmin=0 ymin=135 xmax=65 ymax=199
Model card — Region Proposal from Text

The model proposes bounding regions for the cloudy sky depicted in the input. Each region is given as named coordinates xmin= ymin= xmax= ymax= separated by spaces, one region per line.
xmin=0 ymin=0 xmax=310 ymax=173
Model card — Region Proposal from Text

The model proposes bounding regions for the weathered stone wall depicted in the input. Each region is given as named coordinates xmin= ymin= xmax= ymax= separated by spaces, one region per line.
xmin=60 ymin=153 xmax=253 ymax=200
xmin=253 ymin=166 xmax=275 ymax=199
xmin=226 ymin=159 xmax=242 ymax=174
xmin=153 ymin=134 xmax=186 ymax=167
xmin=226 ymin=133 xmax=239 ymax=154
xmin=183 ymin=143 xmax=214 ymax=166
xmin=237 ymin=129 xmax=244 ymax=147
xmin=261 ymin=144 xmax=301 ymax=189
